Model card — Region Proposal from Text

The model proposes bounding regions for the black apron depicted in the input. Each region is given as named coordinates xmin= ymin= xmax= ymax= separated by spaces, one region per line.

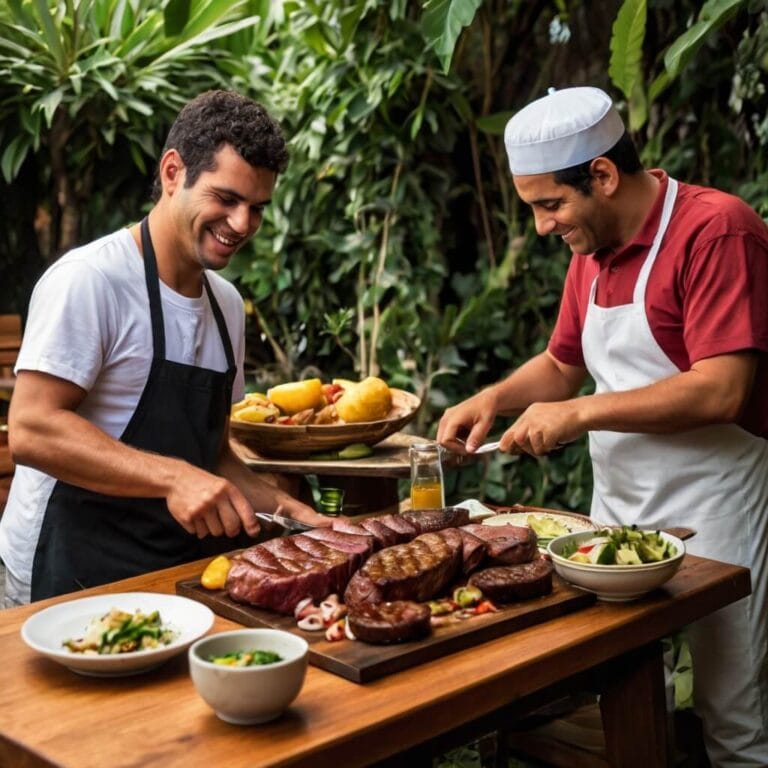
xmin=31 ymin=218 xmax=248 ymax=600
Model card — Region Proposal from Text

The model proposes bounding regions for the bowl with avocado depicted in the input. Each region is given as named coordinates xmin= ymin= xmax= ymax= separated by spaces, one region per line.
xmin=547 ymin=526 xmax=685 ymax=602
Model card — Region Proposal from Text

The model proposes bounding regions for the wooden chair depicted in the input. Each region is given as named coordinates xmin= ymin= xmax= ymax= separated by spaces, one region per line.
xmin=0 ymin=313 xmax=21 ymax=381
xmin=0 ymin=314 xmax=22 ymax=515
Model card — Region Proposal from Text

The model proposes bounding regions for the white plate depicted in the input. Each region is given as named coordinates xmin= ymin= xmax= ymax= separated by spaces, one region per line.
xmin=482 ymin=508 xmax=599 ymax=550
xmin=21 ymin=592 xmax=214 ymax=677
xmin=455 ymin=498 xmax=497 ymax=520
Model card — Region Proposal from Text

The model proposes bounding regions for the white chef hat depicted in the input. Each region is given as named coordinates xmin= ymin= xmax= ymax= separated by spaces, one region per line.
xmin=504 ymin=87 xmax=625 ymax=175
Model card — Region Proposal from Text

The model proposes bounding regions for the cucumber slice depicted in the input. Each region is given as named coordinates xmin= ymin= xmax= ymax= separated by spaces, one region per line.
xmin=338 ymin=443 xmax=374 ymax=459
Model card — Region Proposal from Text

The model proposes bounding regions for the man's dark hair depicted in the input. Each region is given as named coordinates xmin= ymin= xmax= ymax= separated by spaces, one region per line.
xmin=151 ymin=90 xmax=289 ymax=201
xmin=553 ymin=131 xmax=643 ymax=195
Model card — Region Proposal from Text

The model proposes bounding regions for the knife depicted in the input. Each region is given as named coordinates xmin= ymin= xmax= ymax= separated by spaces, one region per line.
xmin=254 ymin=511 xmax=314 ymax=532
xmin=451 ymin=438 xmax=571 ymax=455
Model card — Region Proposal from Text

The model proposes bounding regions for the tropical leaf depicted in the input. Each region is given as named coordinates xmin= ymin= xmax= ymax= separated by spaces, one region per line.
xmin=421 ymin=0 xmax=483 ymax=73
xmin=164 ymin=0 xmax=192 ymax=37
xmin=609 ymin=0 xmax=646 ymax=102
xmin=1 ymin=133 xmax=30 ymax=183
xmin=476 ymin=110 xmax=514 ymax=135
xmin=32 ymin=0 xmax=65 ymax=66
xmin=664 ymin=0 xmax=746 ymax=79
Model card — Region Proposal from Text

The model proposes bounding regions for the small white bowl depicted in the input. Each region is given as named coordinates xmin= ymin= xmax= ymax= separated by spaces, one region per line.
xmin=547 ymin=529 xmax=685 ymax=602
xmin=188 ymin=629 xmax=308 ymax=725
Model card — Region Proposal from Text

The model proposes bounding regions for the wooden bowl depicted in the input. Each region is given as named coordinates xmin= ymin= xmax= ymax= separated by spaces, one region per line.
xmin=230 ymin=388 xmax=421 ymax=458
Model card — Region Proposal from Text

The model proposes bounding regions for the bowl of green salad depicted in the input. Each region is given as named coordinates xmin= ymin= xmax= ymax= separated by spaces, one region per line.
xmin=547 ymin=526 xmax=685 ymax=602
xmin=189 ymin=629 xmax=309 ymax=724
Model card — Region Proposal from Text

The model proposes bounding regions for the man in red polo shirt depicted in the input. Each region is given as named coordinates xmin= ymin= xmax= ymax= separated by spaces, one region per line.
xmin=437 ymin=86 xmax=768 ymax=767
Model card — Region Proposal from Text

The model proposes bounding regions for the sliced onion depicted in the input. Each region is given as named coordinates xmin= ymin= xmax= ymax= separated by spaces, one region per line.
xmin=324 ymin=618 xmax=346 ymax=642
xmin=297 ymin=613 xmax=324 ymax=631
xmin=294 ymin=597 xmax=314 ymax=618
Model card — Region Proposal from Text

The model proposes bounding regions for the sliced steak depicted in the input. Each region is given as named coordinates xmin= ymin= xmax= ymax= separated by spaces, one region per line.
xmin=375 ymin=513 xmax=420 ymax=542
xmin=402 ymin=507 xmax=470 ymax=533
xmin=303 ymin=527 xmax=375 ymax=558
xmin=360 ymin=517 xmax=400 ymax=549
xmin=290 ymin=535 xmax=362 ymax=581
xmin=226 ymin=539 xmax=355 ymax=615
xmin=344 ymin=531 xmax=462 ymax=606
xmin=454 ymin=528 xmax=489 ymax=573
xmin=461 ymin=523 xmax=538 ymax=565
xmin=424 ymin=527 xmax=486 ymax=575
xmin=468 ymin=558 xmax=554 ymax=603
xmin=332 ymin=519 xmax=374 ymax=538
xmin=347 ymin=601 xmax=431 ymax=645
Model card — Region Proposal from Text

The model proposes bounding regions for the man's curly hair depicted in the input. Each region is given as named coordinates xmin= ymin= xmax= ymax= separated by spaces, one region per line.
xmin=151 ymin=90 xmax=289 ymax=201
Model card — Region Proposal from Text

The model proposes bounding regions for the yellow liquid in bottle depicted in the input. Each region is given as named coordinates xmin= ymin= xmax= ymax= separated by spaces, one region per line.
xmin=410 ymin=479 xmax=444 ymax=510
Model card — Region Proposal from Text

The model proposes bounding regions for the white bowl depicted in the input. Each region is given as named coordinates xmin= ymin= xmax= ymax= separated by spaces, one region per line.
xmin=21 ymin=592 xmax=214 ymax=677
xmin=188 ymin=629 xmax=309 ymax=725
xmin=547 ymin=530 xmax=685 ymax=602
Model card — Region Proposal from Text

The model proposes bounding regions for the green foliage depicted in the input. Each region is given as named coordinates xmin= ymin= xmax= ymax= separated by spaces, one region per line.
xmin=0 ymin=0 xmax=260 ymax=258
xmin=663 ymin=0 xmax=747 ymax=79
xmin=609 ymin=0 xmax=648 ymax=130
xmin=421 ymin=0 xmax=483 ymax=74
xmin=2 ymin=0 xmax=767 ymax=514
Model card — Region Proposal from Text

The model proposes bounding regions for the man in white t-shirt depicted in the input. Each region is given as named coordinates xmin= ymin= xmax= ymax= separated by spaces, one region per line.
xmin=0 ymin=90 xmax=330 ymax=605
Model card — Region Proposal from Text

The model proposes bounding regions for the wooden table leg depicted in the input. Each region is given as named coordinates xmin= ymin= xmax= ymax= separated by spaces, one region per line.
xmin=599 ymin=641 xmax=669 ymax=767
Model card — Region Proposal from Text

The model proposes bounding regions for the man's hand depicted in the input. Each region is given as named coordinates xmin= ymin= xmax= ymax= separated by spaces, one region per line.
xmin=164 ymin=461 xmax=260 ymax=538
xmin=436 ymin=388 xmax=500 ymax=453
xmin=501 ymin=400 xmax=585 ymax=456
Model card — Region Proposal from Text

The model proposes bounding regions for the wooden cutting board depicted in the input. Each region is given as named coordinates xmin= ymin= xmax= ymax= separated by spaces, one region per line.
xmin=176 ymin=574 xmax=594 ymax=683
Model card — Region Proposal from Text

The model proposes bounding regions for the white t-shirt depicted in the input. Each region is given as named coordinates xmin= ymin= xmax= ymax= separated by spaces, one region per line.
xmin=0 ymin=227 xmax=247 ymax=585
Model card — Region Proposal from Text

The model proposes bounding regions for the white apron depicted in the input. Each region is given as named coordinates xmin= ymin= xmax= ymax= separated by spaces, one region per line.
xmin=582 ymin=178 xmax=768 ymax=767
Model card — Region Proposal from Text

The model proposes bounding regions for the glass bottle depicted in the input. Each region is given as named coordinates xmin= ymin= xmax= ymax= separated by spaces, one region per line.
xmin=317 ymin=487 xmax=345 ymax=516
xmin=409 ymin=442 xmax=445 ymax=510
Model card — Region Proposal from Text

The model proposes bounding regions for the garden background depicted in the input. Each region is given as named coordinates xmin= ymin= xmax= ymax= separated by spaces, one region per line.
xmin=1 ymin=0 xmax=766 ymax=511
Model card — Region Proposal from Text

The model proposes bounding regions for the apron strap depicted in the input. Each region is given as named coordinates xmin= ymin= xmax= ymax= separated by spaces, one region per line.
xmin=203 ymin=274 xmax=236 ymax=370
xmin=139 ymin=217 xmax=166 ymax=360
xmin=139 ymin=217 xmax=235 ymax=368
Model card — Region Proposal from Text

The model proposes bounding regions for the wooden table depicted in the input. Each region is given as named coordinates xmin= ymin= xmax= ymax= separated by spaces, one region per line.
xmin=0 ymin=553 xmax=749 ymax=768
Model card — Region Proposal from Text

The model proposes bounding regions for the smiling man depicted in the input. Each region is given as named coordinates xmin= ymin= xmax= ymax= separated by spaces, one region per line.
xmin=0 ymin=91 xmax=329 ymax=606
xmin=437 ymin=86 xmax=768 ymax=766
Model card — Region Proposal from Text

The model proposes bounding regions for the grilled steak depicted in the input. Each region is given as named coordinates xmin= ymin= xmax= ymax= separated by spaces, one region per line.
xmin=461 ymin=523 xmax=538 ymax=565
xmin=331 ymin=519 xmax=374 ymax=538
xmin=454 ymin=528 xmax=489 ymax=573
xmin=375 ymin=513 xmax=420 ymax=541
xmin=344 ymin=531 xmax=462 ymax=606
xmin=303 ymin=527 xmax=375 ymax=558
xmin=468 ymin=558 xmax=554 ymax=602
xmin=347 ymin=600 xmax=431 ymax=645
xmin=402 ymin=507 xmax=470 ymax=533
xmin=226 ymin=534 xmax=358 ymax=614
xmin=360 ymin=517 xmax=400 ymax=549
xmin=424 ymin=527 xmax=486 ymax=574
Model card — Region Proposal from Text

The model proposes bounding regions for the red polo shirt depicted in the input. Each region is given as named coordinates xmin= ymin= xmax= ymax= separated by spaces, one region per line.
xmin=548 ymin=170 xmax=768 ymax=438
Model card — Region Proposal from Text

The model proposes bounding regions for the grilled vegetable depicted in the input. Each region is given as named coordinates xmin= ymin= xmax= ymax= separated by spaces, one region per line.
xmin=565 ymin=526 xmax=677 ymax=565
xmin=201 ymin=555 xmax=231 ymax=590
xmin=63 ymin=608 xmax=177 ymax=654
xmin=209 ymin=649 xmax=282 ymax=666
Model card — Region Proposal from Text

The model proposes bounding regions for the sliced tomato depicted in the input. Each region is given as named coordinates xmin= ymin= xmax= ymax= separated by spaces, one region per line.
xmin=321 ymin=383 xmax=345 ymax=404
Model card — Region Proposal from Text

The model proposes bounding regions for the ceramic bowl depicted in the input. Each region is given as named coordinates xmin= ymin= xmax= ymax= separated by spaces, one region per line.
xmin=188 ymin=629 xmax=309 ymax=725
xmin=547 ymin=529 xmax=685 ymax=602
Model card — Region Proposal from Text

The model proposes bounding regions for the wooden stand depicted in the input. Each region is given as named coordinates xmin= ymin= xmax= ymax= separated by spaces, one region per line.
xmin=232 ymin=431 xmax=466 ymax=517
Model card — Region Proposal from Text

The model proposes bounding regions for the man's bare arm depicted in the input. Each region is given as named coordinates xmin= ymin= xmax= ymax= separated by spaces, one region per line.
xmin=437 ymin=350 xmax=586 ymax=451
xmin=9 ymin=370 xmax=259 ymax=538
xmin=505 ymin=351 xmax=758 ymax=455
